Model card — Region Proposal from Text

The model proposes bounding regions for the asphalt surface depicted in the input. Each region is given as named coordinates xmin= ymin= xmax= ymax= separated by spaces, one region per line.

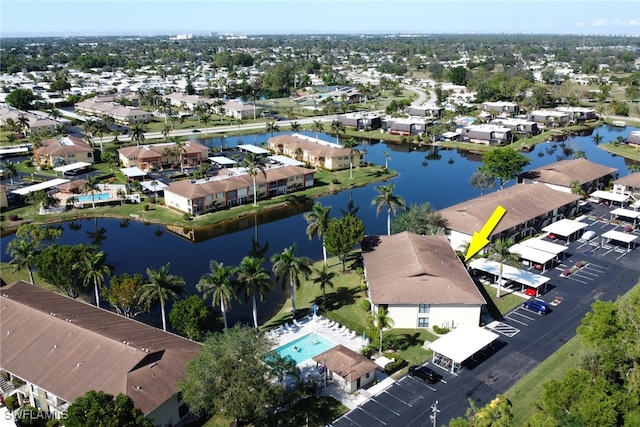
xmin=332 ymin=203 xmax=640 ymax=426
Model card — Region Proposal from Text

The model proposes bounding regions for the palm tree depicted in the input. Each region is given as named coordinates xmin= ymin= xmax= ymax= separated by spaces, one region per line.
xmin=162 ymin=125 xmax=172 ymax=142
xmin=343 ymin=137 xmax=358 ymax=179
xmin=312 ymin=264 xmax=337 ymax=302
xmin=94 ymin=121 xmax=107 ymax=152
xmin=139 ymin=263 xmax=187 ymax=331
xmin=130 ymin=122 xmax=148 ymax=147
xmin=592 ymin=133 xmax=603 ymax=145
xmin=240 ymin=152 xmax=266 ymax=206
xmin=569 ymin=180 xmax=586 ymax=199
xmin=73 ymin=250 xmax=111 ymax=308
xmin=236 ymin=256 xmax=274 ymax=329
xmin=2 ymin=162 xmax=18 ymax=186
xmin=17 ymin=115 xmax=30 ymax=137
xmin=488 ymin=238 xmax=518 ymax=298
xmin=375 ymin=306 xmax=394 ymax=355
xmin=150 ymin=180 xmax=159 ymax=200
xmin=304 ymin=202 xmax=332 ymax=264
xmin=197 ymin=260 xmax=239 ymax=330
xmin=266 ymin=121 xmax=280 ymax=137
xmin=81 ymin=176 xmax=101 ymax=209
xmin=8 ymin=239 xmax=37 ymax=284
xmin=173 ymin=138 xmax=188 ymax=174
xmin=383 ymin=151 xmax=391 ymax=169
xmin=290 ymin=121 xmax=301 ymax=132
xmin=200 ymin=112 xmax=212 ymax=135
xmin=82 ymin=119 xmax=97 ymax=147
xmin=372 ymin=183 xmax=407 ymax=236
xmin=330 ymin=120 xmax=346 ymax=144
xmin=311 ymin=120 xmax=324 ymax=139
xmin=271 ymin=243 xmax=312 ymax=318
xmin=117 ymin=188 xmax=126 ymax=206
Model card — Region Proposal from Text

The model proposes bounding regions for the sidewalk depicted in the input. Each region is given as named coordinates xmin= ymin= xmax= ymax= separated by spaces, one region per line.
xmin=320 ymin=373 xmax=396 ymax=410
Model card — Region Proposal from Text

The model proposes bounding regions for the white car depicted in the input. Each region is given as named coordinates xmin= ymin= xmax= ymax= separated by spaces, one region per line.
xmin=581 ymin=230 xmax=597 ymax=241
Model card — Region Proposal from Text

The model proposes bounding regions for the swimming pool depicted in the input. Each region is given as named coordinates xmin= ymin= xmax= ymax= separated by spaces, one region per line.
xmin=76 ymin=193 xmax=111 ymax=202
xmin=273 ymin=333 xmax=337 ymax=365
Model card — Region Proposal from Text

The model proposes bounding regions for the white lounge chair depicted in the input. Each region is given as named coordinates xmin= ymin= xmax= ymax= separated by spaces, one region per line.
xmin=293 ymin=319 xmax=302 ymax=328
xmin=349 ymin=330 xmax=357 ymax=339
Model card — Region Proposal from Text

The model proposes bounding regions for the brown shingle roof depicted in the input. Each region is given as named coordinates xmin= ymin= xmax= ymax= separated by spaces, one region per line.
xmin=439 ymin=183 xmax=581 ymax=237
xmin=34 ymin=136 xmax=93 ymax=157
xmin=0 ymin=281 xmax=201 ymax=415
xmin=312 ymin=345 xmax=377 ymax=382
xmin=269 ymin=134 xmax=351 ymax=159
xmin=519 ymin=158 xmax=617 ymax=187
xmin=362 ymin=233 xmax=486 ymax=305
xmin=614 ymin=172 xmax=640 ymax=188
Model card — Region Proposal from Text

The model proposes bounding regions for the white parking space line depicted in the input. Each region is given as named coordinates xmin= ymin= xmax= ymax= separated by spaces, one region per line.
xmin=383 ymin=390 xmax=413 ymax=408
xmin=504 ymin=315 xmax=528 ymax=326
xmin=355 ymin=406 xmax=388 ymax=425
xmin=342 ymin=415 xmax=364 ymax=426
xmin=586 ymin=262 xmax=608 ymax=270
xmin=565 ymin=275 xmax=590 ymax=284
xmin=369 ymin=397 xmax=401 ymax=416
xmin=486 ymin=322 xmax=520 ymax=337
xmin=510 ymin=309 xmax=536 ymax=321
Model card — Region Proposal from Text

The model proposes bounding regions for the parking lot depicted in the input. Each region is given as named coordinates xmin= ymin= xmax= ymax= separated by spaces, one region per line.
xmin=333 ymin=202 xmax=640 ymax=426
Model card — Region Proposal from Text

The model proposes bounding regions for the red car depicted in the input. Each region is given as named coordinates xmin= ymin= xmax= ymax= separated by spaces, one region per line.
xmin=524 ymin=288 xmax=537 ymax=297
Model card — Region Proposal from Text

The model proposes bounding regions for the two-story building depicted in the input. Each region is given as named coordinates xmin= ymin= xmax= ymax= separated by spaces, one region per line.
xmin=117 ymin=141 xmax=209 ymax=171
xmin=163 ymin=164 xmax=315 ymax=215
xmin=268 ymin=134 xmax=362 ymax=171
xmin=518 ymin=158 xmax=617 ymax=195
xmin=336 ymin=112 xmax=382 ymax=131
xmin=34 ymin=136 xmax=94 ymax=167
xmin=458 ymin=124 xmax=513 ymax=145
xmin=0 ymin=281 xmax=202 ymax=427
xmin=75 ymin=99 xmax=152 ymax=125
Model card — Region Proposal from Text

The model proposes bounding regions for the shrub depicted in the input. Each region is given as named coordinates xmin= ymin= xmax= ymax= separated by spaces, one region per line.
xmin=562 ymin=268 xmax=571 ymax=276
xmin=143 ymin=204 xmax=149 ymax=211
xmin=433 ymin=325 xmax=451 ymax=335
xmin=384 ymin=357 xmax=407 ymax=374
xmin=625 ymin=225 xmax=633 ymax=233
xmin=8 ymin=214 xmax=18 ymax=221
xmin=4 ymin=395 xmax=18 ymax=411
xmin=361 ymin=299 xmax=371 ymax=312
xmin=331 ymin=178 xmax=340 ymax=184
xmin=23 ymin=159 xmax=33 ymax=167
xmin=182 ymin=212 xmax=191 ymax=221
xmin=575 ymin=261 xmax=584 ymax=268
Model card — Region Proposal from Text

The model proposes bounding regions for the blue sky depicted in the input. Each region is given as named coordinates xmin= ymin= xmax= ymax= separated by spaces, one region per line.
xmin=1 ymin=0 xmax=639 ymax=37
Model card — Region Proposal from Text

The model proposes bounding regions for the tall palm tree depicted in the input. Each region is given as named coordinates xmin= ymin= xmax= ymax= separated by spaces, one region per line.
xmin=2 ymin=163 xmax=18 ymax=186
xmin=130 ymin=122 xmax=148 ymax=147
xmin=240 ymin=152 xmax=266 ymax=206
xmin=172 ymin=138 xmax=188 ymax=174
xmin=289 ymin=121 xmax=301 ymax=132
xmin=330 ymin=120 xmax=346 ymax=144
xmin=383 ymin=151 xmax=391 ymax=169
xmin=488 ymin=238 xmax=518 ymax=298
xmin=372 ymin=183 xmax=407 ymax=236
xmin=73 ymin=249 xmax=111 ymax=308
xmin=82 ymin=119 xmax=97 ymax=147
xmin=375 ymin=306 xmax=394 ymax=355
xmin=94 ymin=121 xmax=108 ymax=152
xmin=311 ymin=120 xmax=324 ymax=139
xmin=271 ymin=243 xmax=312 ymax=318
xmin=139 ymin=263 xmax=187 ymax=331
xmin=343 ymin=137 xmax=358 ymax=179
xmin=17 ymin=115 xmax=30 ymax=137
xmin=236 ymin=256 xmax=273 ymax=329
xmin=266 ymin=121 xmax=280 ymax=137
xmin=312 ymin=264 xmax=337 ymax=302
xmin=197 ymin=260 xmax=239 ymax=330
xmin=162 ymin=125 xmax=172 ymax=142
xmin=8 ymin=239 xmax=37 ymax=284
xmin=116 ymin=188 xmax=126 ymax=206
xmin=592 ymin=133 xmax=603 ymax=145
xmin=304 ymin=202 xmax=332 ymax=264
xmin=81 ymin=176 xmax=101 ymax=209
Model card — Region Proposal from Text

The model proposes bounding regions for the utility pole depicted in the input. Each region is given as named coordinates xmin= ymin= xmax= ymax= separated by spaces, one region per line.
xmin=430 ymin=400 xmax=440 ymax=427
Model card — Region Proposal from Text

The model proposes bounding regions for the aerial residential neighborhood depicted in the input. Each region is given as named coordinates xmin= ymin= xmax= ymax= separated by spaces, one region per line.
xmin=1 ymin=1 xmax=640 ymax=426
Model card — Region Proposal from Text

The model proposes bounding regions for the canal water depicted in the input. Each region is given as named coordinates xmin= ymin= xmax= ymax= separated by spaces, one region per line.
xmin=2 ymin=125 xmax=638 ymax=328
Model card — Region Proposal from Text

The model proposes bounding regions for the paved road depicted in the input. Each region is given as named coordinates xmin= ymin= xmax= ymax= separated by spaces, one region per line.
xmin=332 ymin=205 xmax=640 ymax=426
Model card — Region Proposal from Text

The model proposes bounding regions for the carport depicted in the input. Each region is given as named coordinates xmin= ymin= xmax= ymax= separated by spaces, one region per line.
xmin=428 ymin=324 xmax=499 ymax=373
xmin=520 ymin=237 xmax=568 ymax=261
xmin=209 ymin=156 xmax=237 ymax=167
xmin=469 ymin=258 xmax=551 ymax=296
xmin=610 ymin=208 xmax=640 ymax=228
xmin=238 ymin=144 xmax=270 ymax=156
xmin=590 ymin=190 xmax=630 ymax=207
xmin=11 ymin=178 xmax=70 ymax=196
xmin=53 ymin=161 xmax=91 ymax=175
xmin=120 ymin=167 xmax=147 ymax=180
xmin=508 ymin=243 xmax=557 ymax=272
xmin=542 ymin=219 xmax=589 ymax=242
xmin=601 ymin=230 xmax=638 ymax=252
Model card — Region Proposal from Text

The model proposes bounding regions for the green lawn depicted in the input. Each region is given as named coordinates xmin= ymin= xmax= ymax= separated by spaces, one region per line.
xmin=600 ymin=142 xmax=640 ymax=162
xmin=481 ymin=284 xmax=526 ymax=320
xmin=504 ymin=335 xmax=587 ymax=425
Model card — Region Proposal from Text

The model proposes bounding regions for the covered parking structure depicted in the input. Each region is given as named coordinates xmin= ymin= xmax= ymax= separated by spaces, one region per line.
xmin=601 ymin=230 xmax=638 ymax=253
xmin=120 ymin=167 xmax=147 ymax=180
xmin=209 ymin=156 xmax=237 ymax=167
xmin=469 ymin=258 xmax=551 ymax=297
xmin=610 ymin=208 xmax=640 ymax=228
xmin=268 ymin=155 xmax=305 ymax=166
xmin=542 ymin=219 xmax=589 ymax=242
xmin=508 ymin=243 xmax=557 ymax=272
xmin=590 ymin=190 xmax=630 ymax=207
xmin=520 ymin=237 xmax=568 ymax=261
xmin=428 ymin=324 xmax=499 ymax=373
xmin=11 ymin=178 xmax=70 ymax=196
xmin=238 ymin=144 xmax=270 ymax=157
xmin=53 ymin=161 xmax=91 ymax=175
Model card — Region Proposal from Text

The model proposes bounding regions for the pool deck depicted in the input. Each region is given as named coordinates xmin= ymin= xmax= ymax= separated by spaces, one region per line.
xmin=267 ymin=314 xmax=367 ymax=355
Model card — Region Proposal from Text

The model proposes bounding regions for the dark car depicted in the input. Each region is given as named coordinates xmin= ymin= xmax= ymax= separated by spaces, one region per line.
xmin=408 ymin=365 xmax=439 ymax=384
xmin=192 ymin=129 xmax=201 ymax=133
xmin=523 ymin=298 xmax=551 ymax=315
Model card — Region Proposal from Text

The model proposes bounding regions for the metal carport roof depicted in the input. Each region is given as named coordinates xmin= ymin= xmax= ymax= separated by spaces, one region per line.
xmin=428 ymin=324 xmax=499 ymax=364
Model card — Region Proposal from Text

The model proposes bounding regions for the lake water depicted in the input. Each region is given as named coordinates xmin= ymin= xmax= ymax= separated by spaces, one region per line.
xmin=2 ymin=125 xmax=638 ymax=328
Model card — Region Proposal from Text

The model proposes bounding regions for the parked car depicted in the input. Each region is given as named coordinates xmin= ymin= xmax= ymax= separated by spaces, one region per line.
xmin=523 ymin=298 xmax=551 ymax=315
xmin=408 ymin=365 xmax=440 ymax=384
xmin=524 ymin=287 xmax=537 ymax=297
xmin=581 ymin=230 xmax=597 ymax=241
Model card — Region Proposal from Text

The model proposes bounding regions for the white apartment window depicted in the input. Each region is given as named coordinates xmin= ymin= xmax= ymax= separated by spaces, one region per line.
xmin=419 ymin=304 xmax=430 ymax=313
xmin=418 ymin=318 xmax=429 ymax=327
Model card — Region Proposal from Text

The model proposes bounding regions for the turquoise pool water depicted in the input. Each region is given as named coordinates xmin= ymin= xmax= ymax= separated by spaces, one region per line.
xmin=77 ymin=193 xmax=111 ymax=202
xmin=273 ymin=333 xmax=337 ymax=365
